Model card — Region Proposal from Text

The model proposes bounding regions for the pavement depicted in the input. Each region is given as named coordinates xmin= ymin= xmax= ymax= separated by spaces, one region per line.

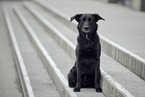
xmin=43 ymin=0 xmax=145 ymax=59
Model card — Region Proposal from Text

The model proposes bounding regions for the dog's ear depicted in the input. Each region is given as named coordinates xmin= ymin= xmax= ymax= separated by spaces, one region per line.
xmin=70 ymin=14 xmax=82 ymax=22
xmin=92 ymin=14 xmax=105 ymax=22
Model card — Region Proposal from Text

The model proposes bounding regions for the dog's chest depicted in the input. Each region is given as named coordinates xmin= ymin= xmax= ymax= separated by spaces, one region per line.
xmin=78 ymin=40 xmax=98 ymax=58
xmin=81 ymin=41 xmax=94 ymax=52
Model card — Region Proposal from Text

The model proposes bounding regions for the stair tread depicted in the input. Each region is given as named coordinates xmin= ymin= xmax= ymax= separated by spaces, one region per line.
xmin=8 ymin=9 xmax=60 ymax=97
xmin=25 ymin=2 xmax=145 ymax=97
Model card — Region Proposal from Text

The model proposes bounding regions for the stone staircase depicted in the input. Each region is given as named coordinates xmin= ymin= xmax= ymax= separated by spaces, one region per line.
xmin=1 ymin=0 xmax=145 ymax=97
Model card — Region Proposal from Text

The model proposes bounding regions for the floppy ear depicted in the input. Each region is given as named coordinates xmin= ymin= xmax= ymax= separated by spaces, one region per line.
xmin=70 ymin=14 xmax=82 ymax=22
xmin=92 ymin=14 xmax=105 ymax=22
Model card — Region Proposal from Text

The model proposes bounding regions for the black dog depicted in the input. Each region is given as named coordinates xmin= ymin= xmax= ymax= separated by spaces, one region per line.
xmin=67 ymin=13 xmax=104 ymax=92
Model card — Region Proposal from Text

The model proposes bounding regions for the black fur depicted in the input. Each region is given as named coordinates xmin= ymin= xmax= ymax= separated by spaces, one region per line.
xmin=68 ymin=13 xmax=104 ymax=92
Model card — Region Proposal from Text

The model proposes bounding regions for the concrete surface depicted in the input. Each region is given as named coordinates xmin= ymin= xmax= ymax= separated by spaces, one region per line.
xmin=7 ymin=6 xmax=60 ymax=97
xmin=1 ymin=1 xmax=60 ymax=97
xmin=14 ymin=6 xmax=76 ymax=97
xmin=0 ymin=2 xmax=23 ymax=97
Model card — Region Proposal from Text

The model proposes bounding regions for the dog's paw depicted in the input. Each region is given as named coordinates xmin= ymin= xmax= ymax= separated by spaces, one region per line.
xmin=96 ymin=87 xmax=102 ymax=92
xmin=73 ymin=87 xmax=80 ymax=92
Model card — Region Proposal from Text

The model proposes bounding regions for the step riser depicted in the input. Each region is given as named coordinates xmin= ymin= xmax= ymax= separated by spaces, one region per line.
xmin=14 ymin=7 xmax=77 ymax=97
xmin=23 ymin=3 xmax=134 ymax=97
xmin=34 ymin=0 xmax=145 ymax=80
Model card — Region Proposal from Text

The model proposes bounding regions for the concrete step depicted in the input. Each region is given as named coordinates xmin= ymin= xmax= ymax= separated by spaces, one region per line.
xmin=22 ymin=1 xmax=145 ymax=97
xmin=34 ymin=0 xmax=145 ymax=81
xmin=4 ymin=7 xmax=34 ymax=97
xmin=14 ymin=5 xmax=76 ymax=97
xmin=0 ymin=5 xmax=23 ymax=97
xmin=4 ymin=7 xmax=60 ymax=97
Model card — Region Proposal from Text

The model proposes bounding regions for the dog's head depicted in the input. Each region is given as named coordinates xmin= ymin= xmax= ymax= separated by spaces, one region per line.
xmin=70 ymin=13 xmax=104 ymax=36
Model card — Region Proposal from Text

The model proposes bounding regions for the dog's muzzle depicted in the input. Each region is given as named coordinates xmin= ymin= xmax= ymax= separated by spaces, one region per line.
xmin=82 ymin=26 xmax=90 ymax=33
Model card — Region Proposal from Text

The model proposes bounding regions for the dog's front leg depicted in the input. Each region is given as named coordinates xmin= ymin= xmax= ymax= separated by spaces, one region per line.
xmin=95 ymin=59 xmax=102 ymax=92
xmin=74 ymin=61 xmax=82 ymax=92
